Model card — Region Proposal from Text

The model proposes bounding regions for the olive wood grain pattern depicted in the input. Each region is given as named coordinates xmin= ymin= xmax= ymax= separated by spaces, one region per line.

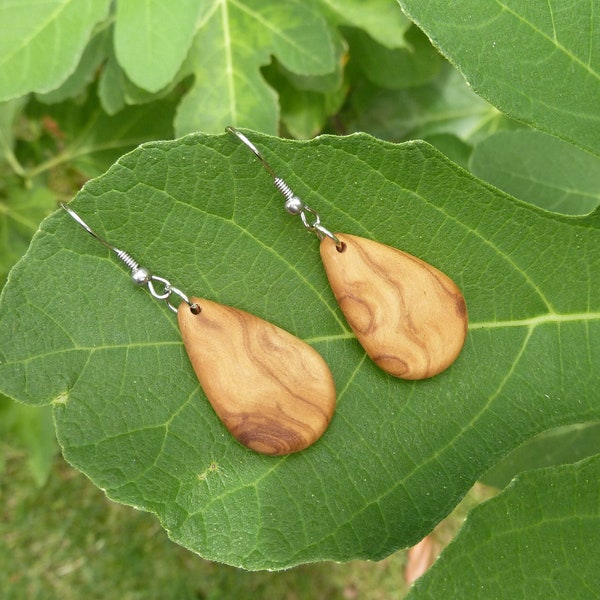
xmin=320 ymin=233 xmax=467 ymax=379
xmin=178 ymin=298 xmax=336 ymax=455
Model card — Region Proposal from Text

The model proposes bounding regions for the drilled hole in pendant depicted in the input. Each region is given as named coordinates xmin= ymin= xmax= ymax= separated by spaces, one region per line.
xmin=190 ymin=303 xmax=201 ymax=315
xmin=336 ymin=241 xmax=347 ymax=253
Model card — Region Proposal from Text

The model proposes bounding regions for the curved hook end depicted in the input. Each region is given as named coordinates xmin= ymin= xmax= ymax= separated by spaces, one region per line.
xmin=61 ymin=202 xmax=115 ymax=251
xmin=225 ymin=126 xmax=276 ymax=178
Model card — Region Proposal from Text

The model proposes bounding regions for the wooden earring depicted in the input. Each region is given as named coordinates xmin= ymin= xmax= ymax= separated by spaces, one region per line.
xmin=226 ymin=128 xmax=468 ymax=380
xmin=61 ymin=204 xmax=336 ymax=456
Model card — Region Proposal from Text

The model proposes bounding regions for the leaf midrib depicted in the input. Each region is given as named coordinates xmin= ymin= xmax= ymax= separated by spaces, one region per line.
xmin=469 ymin=311 xmax=600 ymax=329
xmin=220 ymin=0 xmax=237 ymax=124
xmin=2 ymin=311 xmax=599 ymax=369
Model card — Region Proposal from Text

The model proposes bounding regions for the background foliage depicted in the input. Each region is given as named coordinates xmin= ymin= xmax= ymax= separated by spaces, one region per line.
xmin=1 ymin=0 xmax=598 ymax=597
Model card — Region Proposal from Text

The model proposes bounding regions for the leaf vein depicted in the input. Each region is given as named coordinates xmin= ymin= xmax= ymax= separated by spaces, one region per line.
xmin=496 ymin=0 xmax=600 ymax=82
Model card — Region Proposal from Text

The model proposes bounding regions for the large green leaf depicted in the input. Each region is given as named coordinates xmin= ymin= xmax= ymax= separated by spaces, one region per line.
xmin=408 ymin=456 xmax=600 ymax=598
xmin=174 ymin=0 xmax=338 ymax=135
xmin=0 ymin=0 xmax=111 ymax=101
xmin=398 ymin=0 xmax=600 ymax=157
xmin=0 ymin=133 xmax=598 ymax=570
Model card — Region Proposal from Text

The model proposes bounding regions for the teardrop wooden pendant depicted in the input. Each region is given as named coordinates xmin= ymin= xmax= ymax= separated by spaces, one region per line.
xmin=320 ymin=234 xmax=467 ymax=380
xmin=177 ymin=298 xmax=336 ymax=455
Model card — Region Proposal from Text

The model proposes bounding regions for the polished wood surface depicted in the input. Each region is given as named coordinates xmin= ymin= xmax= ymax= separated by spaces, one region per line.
xmin=178 ymin=298 xmax=336 ymax=455
xmin=320 ymin=233 xmax=467 ymax=379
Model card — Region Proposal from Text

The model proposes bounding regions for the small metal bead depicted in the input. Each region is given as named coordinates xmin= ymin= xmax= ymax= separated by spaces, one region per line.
xmin=131 ymin=267 xmax=151 ymax=286
xmin=284 ymin=195 xmax=304 ymax=215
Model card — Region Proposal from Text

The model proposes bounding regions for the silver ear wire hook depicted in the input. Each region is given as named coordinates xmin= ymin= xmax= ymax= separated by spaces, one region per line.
xmin=226 ymin=127 xmax=343 ymax=250
xmin=225 ymin=126 xmax=276 ymax=178
xmin=61 ymin=203 xmax=200 ymax=314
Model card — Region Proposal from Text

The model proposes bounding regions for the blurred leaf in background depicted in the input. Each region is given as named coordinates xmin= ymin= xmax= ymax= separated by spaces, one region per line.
xmin=0 ymin=0 xmax=112 ymax=101
xmin=0 ymin=398 xmax=56 ymax=487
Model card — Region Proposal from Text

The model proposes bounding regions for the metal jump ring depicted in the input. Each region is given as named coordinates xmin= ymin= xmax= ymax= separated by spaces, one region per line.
xmin=301 ymin=207 xmax=343 ymax=248
xmin=147 ymin=275 xmax=172 ymax=301
xmin=314 ymin=223 xmax=343 ymax=247
xmin=165 ymin=286 xmax=193 ymax=314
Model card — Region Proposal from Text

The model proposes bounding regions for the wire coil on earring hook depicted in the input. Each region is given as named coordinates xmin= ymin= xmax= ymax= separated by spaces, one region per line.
xmin=61 ymin=203 xmax=199 ymax=314
xmin=226 ymin=127 xmax=344 ymax=250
